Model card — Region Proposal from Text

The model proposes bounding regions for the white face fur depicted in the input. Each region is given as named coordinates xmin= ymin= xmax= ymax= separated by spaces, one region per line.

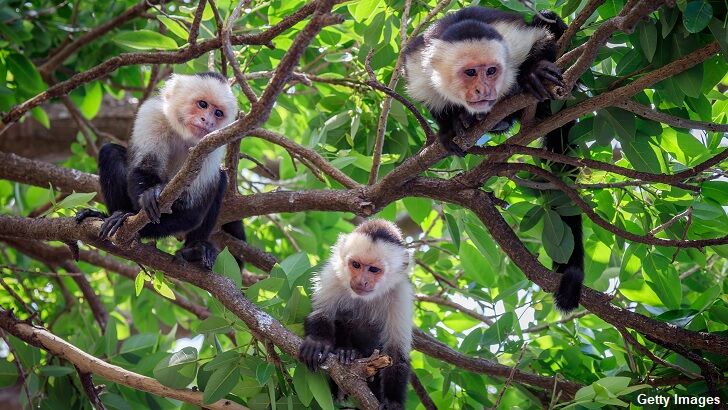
xmin=161 ymin=74 xmax=239 ymax=143
xmin=332 ymin=231 xmax=412 ymax=302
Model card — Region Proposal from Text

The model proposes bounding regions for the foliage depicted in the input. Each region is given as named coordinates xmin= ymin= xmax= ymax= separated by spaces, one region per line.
xmin=0 ymin=0 xmax=727 ymax=409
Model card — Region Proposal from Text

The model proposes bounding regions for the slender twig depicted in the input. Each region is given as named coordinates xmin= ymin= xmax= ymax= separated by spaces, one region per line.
xmin=617 ymin=99 xmax=728 ymax=132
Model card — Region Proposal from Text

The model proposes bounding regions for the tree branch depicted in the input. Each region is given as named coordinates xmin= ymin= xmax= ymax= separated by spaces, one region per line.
xmin=0 ymin=309 xmax=247 ymax=410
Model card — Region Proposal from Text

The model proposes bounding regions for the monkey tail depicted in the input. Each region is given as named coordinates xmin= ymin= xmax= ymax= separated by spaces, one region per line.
xmin=542 ymin=116 xmax=584 ymax=312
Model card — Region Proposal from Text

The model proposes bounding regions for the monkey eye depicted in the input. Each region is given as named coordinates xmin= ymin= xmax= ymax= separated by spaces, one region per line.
xmin=464 ymin=68 xmax=477 ymax=77
xmin=198 ymin=100 xmax=208 ymax=109
xmin=214 ymin=109 xmax=224 ymax=118
xmin=486 ymin=67 xmax=497 ymax=76
xmin=369 ymin=267 xmax=381 ymax=273
xmin=351 ymin=261 xmax=361 ymax=269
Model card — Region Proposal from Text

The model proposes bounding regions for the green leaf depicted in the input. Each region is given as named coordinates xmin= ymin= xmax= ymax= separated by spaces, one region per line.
xmin=481 ymin=312 xmax=516 ymax=346
xmin=39 ymin=365 xmax=74 ymax=377
xmin=279 ymin=252 xmax=311 ymax=285
xmin=638 ymin=22 xmax=658 ymax=62
xmin=213 ymin=247 xmax=241 ymax=287
xmin=134 ymin=271 xmax=146 ymax=296
xmin=444 ymin=212 xmax=460 ymax=250
xmin=79 ymin=82 xmax=103 ymax=119
xmin=196 ymin=315 xmax=233 ymax=334
xmin=541 ymin=209 xmax=567 ymax=262
xmin=520 ymin=205 xmax=544 ymax=232
xmin=403 ymin=197 xmax=432 ymax=225
xmin=31 ymin=107 xmax=50 ymax=129
xmin=152 ymin=271 xmax=176 ymax=300
xmin=621 ymin=136 xmax=662 ymax=173
xmin=203 ymin=363 xmax=239 ymax=404
xmin=112 ymin=30 xmax=179 ymax=50
xmin=120 ymin=333 xmax=157 ymax=354
xmin=7 ymin=53 xmax=45 ymax=95
xmin=0 ymin=360 xmax=18 ymax=388
xmin=153 ymin=347 xmax=198 ymax=389
xmin=307 ymin=371 xmax=334 ymax=410
xmin=157 ymin=16 xmax=189 ymax=40
xmin=702 ymin=181 xmax=728 ymax=204
xmin=40 ymin=191 xmax=96 ymax=217
xmin=682 ymin=1 xmax=712 ymax=33
xmin=600 ymin=108 xmax=636 ymax=142
xmin=204 ymin=350 xmax=240 ymax=371
xmin=643 ymin=254 xmax=681 ymax=309
xmin=459 ymin=242 xmax=493 ymax=287
xmin=709 ymin=19 xmax=728 ymax=61
xmin=255 ymin=362 xmax=274 ymax=385
xmin=105 ymin=317 xmax=118 ymax=357
xmin=292 ymin=367 xmax=313 ymax=406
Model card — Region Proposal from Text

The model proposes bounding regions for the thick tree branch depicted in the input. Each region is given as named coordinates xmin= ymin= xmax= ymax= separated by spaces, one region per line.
xmin=0 ymin=309 xmax=246 ymax=410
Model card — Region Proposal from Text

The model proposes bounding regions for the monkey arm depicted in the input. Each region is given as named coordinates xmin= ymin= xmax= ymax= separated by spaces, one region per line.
xmin=300 ymin=310 xmax=335 ymax=370
xmin=127 ymin=157 xmax=165 ymax=224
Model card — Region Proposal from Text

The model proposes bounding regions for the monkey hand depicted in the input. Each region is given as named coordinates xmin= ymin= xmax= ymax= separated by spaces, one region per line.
xmin=75 ymin=209 xmax=107 ymax=224
xmin=298 ymin=337 xmax=333 ymax=371
xmin=176 ymin=240 xmax=218 ymax=270
xmin=378 ymin=399 xmax=404 ymax=410
xmin=99 ymin=211 xmax=135 ymax=240
xmin=140 ymin=185 xmax=163 ymax=224
xmin=523 ymin=60 xmax=564 ymax=101
xmin=335 ymin=348 xmax=361 ymax=365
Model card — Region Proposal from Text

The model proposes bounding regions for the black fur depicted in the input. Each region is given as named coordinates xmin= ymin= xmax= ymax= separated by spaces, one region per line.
xmin=195 ymin=71 xmax=227 ymax=83
xmin=300 ymin=308 xmax=408 ymax=409
xmin=78 ymin=143 xmax=246 ymax=269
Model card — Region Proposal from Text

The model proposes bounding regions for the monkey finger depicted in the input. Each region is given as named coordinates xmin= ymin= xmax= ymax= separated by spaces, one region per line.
xmin=529 ymin=74 xmax=549 ymax=100
xmin=106 ymin=213 xmax=130 ymax=238
xmin=539 ymin=72 xmax=564 ymax=87
xmin=348 ymin=349 xmax=357 ymax=363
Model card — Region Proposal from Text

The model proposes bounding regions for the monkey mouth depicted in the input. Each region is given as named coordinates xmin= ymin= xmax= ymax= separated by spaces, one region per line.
xmin=466 ymin=99 xmax=495 ymax=110
xmin=190 ymin=124 xmax=213 ymax=136
xmin=351 ymin=287 xmax=373 ymax=296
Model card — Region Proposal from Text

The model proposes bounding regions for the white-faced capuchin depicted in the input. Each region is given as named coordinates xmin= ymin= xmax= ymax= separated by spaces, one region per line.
xmin=299 ymin=219 xmax=414 ymax=410
xmin=404 ymin=7 xmax=585 ymax=312
xmin=76 ymin=72 xmax=246 ymax=269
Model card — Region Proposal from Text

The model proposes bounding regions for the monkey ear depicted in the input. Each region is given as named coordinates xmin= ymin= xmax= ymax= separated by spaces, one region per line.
xmin=161 ymin=74 xmax=180 ymax=100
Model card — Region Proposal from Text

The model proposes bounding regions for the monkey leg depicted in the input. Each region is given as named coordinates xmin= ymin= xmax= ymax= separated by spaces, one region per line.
xmin=174 ymin=171 xmax=228 ymax=270
xmin=377 ymin=348 xmax=409 ymax=410
xmin=76 ymin=143 xmax=135 ymax=228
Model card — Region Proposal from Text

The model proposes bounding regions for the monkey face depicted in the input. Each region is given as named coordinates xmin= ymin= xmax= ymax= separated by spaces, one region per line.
xmin=459 ymin=62 xmax=502 ymax=112
xmin=347 ymin=257 xmax=384 ymax=297
xmin=184 ymin=99 xmax=228 ymax=139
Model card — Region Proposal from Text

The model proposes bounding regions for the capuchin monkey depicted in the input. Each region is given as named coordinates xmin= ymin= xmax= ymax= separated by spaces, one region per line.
xmin=76 ymin=72 xmax=246 ymax=269
xmin=299 ymin=219 xmax=413 ymax=410
xmin=404 ymin=7 xmax=585 ymax=312
xmin=403 ymin=6 xmax=565 ymax=155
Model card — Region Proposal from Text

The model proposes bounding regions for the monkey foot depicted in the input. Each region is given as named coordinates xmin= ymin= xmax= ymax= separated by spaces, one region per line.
xmin=299 ymin=337 xmax=333 ymax=371
xmin=440 ymin=129 xmax=466 ymax=157
xmin=75 ymin=209 xmax=107 ymax=224
xmin=175 ymin=240 xmax=218 ymax=270
xmin=99 ymin=211 xmax=135 ymax=240
xmin=523 ymin=60 xmax=564 ymax=101
xmin=336 ymin=348 xmax=361 ymax=365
